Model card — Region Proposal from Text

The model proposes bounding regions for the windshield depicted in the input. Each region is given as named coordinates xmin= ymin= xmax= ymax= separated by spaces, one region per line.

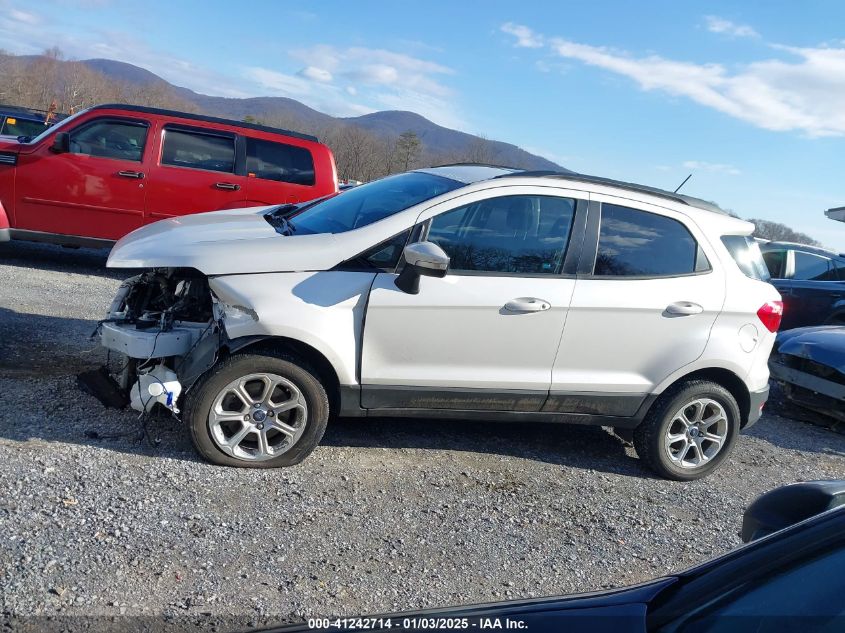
xmin=0 ymin=116 xmax=49 ymax=138
xmin=25 ymin=108 xmax=87 ymax=144
xmin=270 ymin=171 xmax=463 ymax=235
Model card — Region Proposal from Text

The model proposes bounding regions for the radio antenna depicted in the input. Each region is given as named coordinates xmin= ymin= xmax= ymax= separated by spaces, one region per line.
xmin=674 ymin=173 xmax=692 ymax=193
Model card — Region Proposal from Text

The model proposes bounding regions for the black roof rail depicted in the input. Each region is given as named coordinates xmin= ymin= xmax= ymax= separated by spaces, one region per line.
xmin=495 ymin=170 xmax=729 ymax=215
xmin=429 ymin=162 xmax=522 ymax=171
xmin=86 ymin=103 xmax=319 ymax=143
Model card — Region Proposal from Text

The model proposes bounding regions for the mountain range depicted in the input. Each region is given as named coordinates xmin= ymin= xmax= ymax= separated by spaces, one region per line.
xmin=81 ymin=58 xmax=563 ymax=170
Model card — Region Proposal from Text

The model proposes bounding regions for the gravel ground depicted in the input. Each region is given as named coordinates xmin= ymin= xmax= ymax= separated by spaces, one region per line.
xmin=2 ymin=240 xmax=844 ymax=631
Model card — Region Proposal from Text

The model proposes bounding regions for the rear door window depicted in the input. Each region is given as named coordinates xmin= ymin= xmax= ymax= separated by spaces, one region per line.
xmin=161 ymin=128 xmax=235 ymax=173
xmin=246 ymin=137 xmax=315 ymax=186
xmin=793 ymin=251 xmax=834 ymax=281
xmin=595 ymin=204 xmax=709 ymax=277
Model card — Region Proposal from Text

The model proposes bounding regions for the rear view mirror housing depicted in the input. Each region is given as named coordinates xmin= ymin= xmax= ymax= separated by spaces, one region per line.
xmin=741 ymin=480 xmax=845 ymax=542
xmin=395 ymin=241 xmax=450 ymax=294
xmin=50 ymin=132 xmax=70 ymax=153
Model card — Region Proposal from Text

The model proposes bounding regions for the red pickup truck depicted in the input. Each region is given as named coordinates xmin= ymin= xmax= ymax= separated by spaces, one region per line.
xmin=0 ymin=104 xmax=338 ymax=247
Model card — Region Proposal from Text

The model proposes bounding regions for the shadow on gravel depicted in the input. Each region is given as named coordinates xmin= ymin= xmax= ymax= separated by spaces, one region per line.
xmin=0 ymin=307 xmax=104 ymax=377
xmin=0 ymin=239 xmax=124 ymax=278
xmin=324 ymin=416 xmax=650 ymax=477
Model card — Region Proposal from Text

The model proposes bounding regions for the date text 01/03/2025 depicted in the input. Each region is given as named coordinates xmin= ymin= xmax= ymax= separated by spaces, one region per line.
xmin=306 ymin=617 xmax=529 ymax=630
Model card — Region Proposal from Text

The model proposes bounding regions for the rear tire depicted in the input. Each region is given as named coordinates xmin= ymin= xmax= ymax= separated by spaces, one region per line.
xmin=184 ymin=352 xmax=329 ymax=468
xmin=633 ymin=380 xmax=740 ymax=481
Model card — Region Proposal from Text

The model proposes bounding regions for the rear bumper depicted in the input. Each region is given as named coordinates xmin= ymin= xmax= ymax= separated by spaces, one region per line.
xmin=0 ymin=227 xmax=9 ymax=242
xmin=745 ymin=384 xmax=770 ymax=428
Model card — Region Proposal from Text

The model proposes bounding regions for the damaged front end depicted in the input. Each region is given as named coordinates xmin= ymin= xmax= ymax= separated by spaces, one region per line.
xmin=87 ymin=268 xmax=222 ymax=415
xmin=769 ymin=326 xmax=845 ymax=424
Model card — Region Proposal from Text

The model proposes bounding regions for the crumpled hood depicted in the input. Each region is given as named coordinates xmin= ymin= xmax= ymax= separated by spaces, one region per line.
xmin=776 ymin=326 xmax=845 ymax=372
xmin=107 ymin=205 xmax=343 ymax=275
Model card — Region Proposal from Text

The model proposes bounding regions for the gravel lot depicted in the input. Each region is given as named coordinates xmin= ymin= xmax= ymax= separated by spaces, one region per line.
xmin=2 ymin=240 xmax=844 ymax=631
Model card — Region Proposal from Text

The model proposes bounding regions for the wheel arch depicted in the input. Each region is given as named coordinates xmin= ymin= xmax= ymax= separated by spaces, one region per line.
xmin=651 ymin=367 xmax=752 ymax=428
xmin=221 ymin=335 xmax=343 ymax=417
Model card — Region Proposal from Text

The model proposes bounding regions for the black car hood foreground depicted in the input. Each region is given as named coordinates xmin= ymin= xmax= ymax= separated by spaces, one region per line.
xmin=259 ymin=577 xmax=676 ymax=633
xmin=776 ymin=326 xmax=845 ymax=371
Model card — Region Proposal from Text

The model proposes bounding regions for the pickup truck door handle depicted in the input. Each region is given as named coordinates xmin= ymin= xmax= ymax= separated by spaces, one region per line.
xmin=117 ymin=170 xmax=144 ymax=179
xmin=503 ymin=297 xmax=551 ymax=313
xmin=215 ymin=182 xmax=241 ymax=191
xmin=665 ymin=301 xmax=704 ymax=316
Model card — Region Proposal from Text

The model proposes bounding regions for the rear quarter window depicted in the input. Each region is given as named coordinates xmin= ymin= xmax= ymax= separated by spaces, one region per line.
xmin=721 ymin=236 xmax=770 ymax=280
xmin=246 ymin=137 xmax=315 ymax=186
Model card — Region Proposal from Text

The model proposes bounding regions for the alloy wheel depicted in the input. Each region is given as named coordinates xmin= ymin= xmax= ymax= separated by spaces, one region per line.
xmin=207 ymin=372 xmax=307 ymax=462
xmin=663 ymin=398 xmax=729 ymax=470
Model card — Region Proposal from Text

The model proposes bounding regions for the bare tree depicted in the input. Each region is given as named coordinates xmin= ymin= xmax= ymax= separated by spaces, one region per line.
xmin=748 ymin=219 xmax=821 ymax=246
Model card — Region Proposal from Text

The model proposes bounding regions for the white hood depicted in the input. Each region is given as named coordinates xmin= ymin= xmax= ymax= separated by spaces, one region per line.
xmin=107 ymin=206 xmax=346 ymax=275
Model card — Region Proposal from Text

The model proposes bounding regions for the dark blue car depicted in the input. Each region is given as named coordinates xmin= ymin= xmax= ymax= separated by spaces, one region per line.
xmin=760 ymin=241 xmax=845 ymax=329
xmin=266 ymin=482 xmax=845 ymax=633
xmin=0 ymin=104 xmax=65 ymax=140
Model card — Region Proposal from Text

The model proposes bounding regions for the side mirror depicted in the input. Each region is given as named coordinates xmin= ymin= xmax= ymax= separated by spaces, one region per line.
xmin=395 ymin=241 xmax=450 ymax=294
xmin=741 ymin=480 xmax=845 ymax=542
xmin=50 ymin=132 xmax=70 ymax=153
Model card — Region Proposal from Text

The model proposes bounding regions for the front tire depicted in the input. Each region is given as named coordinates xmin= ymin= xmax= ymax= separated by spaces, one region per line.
xmin=184 ymin=352 xmax=329 ymax=467
xmin=633 ymin=380 xmax=740 ymax=481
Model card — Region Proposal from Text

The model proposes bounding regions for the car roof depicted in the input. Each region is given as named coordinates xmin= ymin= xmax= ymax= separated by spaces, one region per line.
xmin=415 ymin=164 xmax=752 ymax=235
xmin=420 ymin=165 xmax=732 ymax=215
xmin=87 ymin=103 xmax=320 ymax=143
xmin=415 ymin=164 xmax=521 ymax=184
xmin=761 ymin=241 xmax=845 ymax=259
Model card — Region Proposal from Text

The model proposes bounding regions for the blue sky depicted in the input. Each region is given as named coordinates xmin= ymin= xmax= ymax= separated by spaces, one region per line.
xmin=1 ymin=0 xmax=844 ymax=249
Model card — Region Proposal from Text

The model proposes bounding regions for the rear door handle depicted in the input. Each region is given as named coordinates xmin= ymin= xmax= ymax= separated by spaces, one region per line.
xmin=665 ymin=301 xmax=704 ymax=316
xmin=117 ymin=170 xmax=144 ymax=179
xmin=503 ymin=297 xmax=551 ymax=313
xmin=215 ymin=182 xmax=241 ymax=191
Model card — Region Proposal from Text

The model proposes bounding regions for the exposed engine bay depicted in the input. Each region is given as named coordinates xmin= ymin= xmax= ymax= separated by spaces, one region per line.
xmin=86 ymin=268 xmax=222 ymax=416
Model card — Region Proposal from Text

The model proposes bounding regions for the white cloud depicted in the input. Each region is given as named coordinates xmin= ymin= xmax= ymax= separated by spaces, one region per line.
xmin=246 ymin=68 xmax=314 ymax=97
xmin=501 ymin=22 xmax=543 ymax=48
xmin=683 ymin=160 xmax=741 ymax=175
xmin=249 ymin=44 xmax=464 ymax=128
xmin=704 ymin=16 xmax=759 ymax=39
xmin=541 ymin=35 xmax=845 ymax=137
xmin=0 ymin=4 xmax=465 ymax=129
xmin=8 ymin=9 xmax=40 ymax=25
xmin=299 ymin=66 xmax=333 ymax=83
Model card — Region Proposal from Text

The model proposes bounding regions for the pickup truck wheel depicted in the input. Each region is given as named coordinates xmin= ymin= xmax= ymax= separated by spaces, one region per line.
xmin=184 ymin=353 xmax=328 ymax=468
xmin=633 ymin=380 xmax=739 ymax=481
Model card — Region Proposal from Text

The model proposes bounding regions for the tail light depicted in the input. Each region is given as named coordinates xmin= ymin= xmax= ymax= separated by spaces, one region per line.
xmin=757 ymin=300 xmax=783 ymax=333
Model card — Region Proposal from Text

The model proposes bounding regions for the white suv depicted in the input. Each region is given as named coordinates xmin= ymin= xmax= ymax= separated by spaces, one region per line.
xmin=99 ymin=165 xmax=782 ymax=480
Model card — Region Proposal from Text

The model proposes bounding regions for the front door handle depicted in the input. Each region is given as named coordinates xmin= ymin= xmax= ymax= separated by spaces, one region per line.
xmin=503 ymin=297 xmax=551 ymax=313
xmin=215 ymin=182 xmax=241 ymax=191
xmin=665 ymin=301 xmax=704 ymax=316
xmin=117 ymin=170 xmax=144 ymax=179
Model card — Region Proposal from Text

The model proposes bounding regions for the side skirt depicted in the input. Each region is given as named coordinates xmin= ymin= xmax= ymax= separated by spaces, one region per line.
xmin=339 ymin=385 xmax=657 ymax=428
xmin=9 ymin=229 xmax=114 ymax=250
